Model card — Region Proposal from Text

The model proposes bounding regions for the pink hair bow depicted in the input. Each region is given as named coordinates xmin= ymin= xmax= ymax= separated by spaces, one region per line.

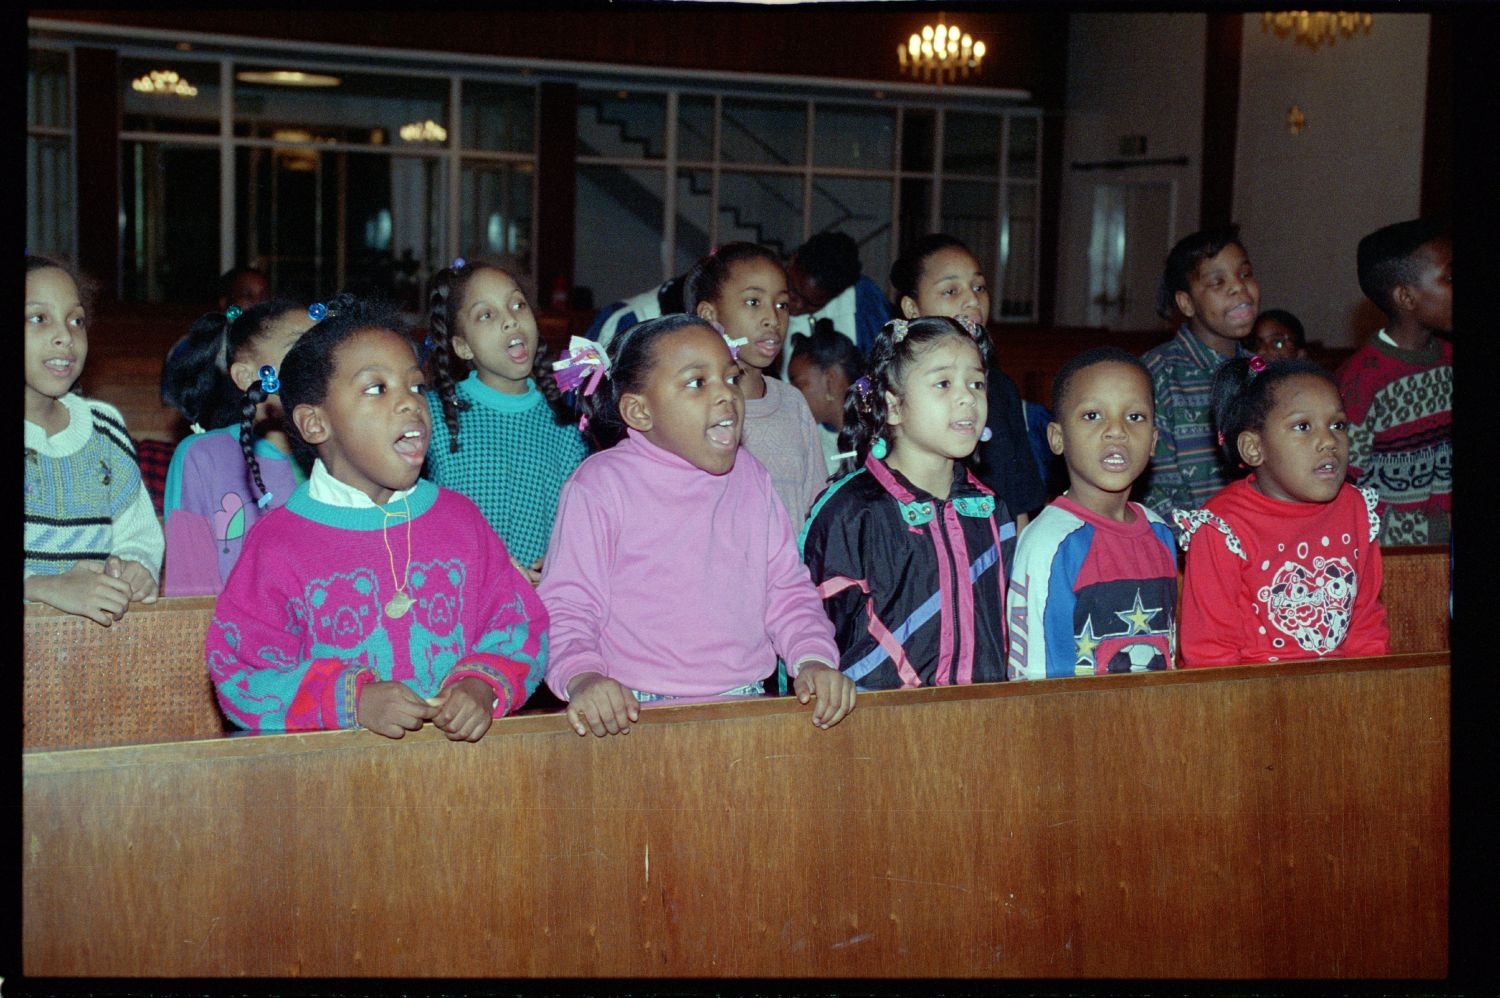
xmin=552 ymin=335 xmax=611 ymax=396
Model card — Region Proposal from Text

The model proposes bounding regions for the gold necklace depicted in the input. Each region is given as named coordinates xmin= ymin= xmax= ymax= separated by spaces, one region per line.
xmin=381 ymin=493 xmax=415 ymax=618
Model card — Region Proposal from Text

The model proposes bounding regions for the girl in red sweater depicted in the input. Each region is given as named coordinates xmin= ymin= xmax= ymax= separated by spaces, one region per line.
xmin=1175 ymin=356 xmax=1389 ymax=666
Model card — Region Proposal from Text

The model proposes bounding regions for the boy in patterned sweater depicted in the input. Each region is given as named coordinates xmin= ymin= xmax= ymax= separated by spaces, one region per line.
xmin=1336 ymin=218 xmax=1452 ymax=545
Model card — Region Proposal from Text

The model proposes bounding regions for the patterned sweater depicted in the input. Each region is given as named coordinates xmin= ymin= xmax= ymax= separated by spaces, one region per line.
xmin=1335 ymin=333 xmax=1452 ymax=545
xmin=162 ymin=428 xmax=305 ymax=596
xmin=1006 ymin=495 xmax=1179 ymax=680
xmin=1140 ymin=326 xmax=1253 ymax=525
xmin=743 ymin=374 xmax=829 ymax=526
xmin=423 ymin=374 xmax=589 ymax=567
xmin=205 ymin=479 xmax=548 ymax=731
xmin=24 ymin=393 xmax=163 ymax=582
xmin=1173 ymin=477 xmax=1388 ymax=667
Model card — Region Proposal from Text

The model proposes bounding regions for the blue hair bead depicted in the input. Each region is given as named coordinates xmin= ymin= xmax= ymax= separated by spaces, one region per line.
xmin=308 ymin=302 xmax=327 ymax=322
xmin=871 ymin=437 xmax=889 ymax=460
xmin=256 ymin=491 xmax=274 ymax=510
xmin=225 ymin=305 xmax=243 ymax=322
xmin=451 ymin=256 xmax=466 ymax=270
xmin=259 ymin=364 xmax=281 ymax=395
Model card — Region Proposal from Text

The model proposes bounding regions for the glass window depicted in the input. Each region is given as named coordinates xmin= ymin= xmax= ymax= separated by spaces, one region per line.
xmin=813 ymin=104 xmax=895 ymax=170
xmin=122 ymin=141 xmax=221 ymax=302
xmin=940 ymin=180 xmax=999 ymax=320
xmin=675 ymin=168 xmax=714 ymax=275
xmin=720 ymin=98 xmax=805 ymax=167
xmin=461 ymin=80 xmax=534 ymax=153
xmin=717 ymin=171 xmax=802 ymax=261
xmin=577 ymin=89 xmax=666 ymax=160
xmin=943 ymin=111 xmax=1000 ymax=177
xmin=233 ymin=65 xmax=449 ymax=147
xmin=999 ymin=183 xmax=1037 ymax=319
xmin=461 ymin=160 xmax=534 ymax=274
xmin=122 ymin=56 xmax=220 ymax=135
xmin=29 ymin=47 xmax=70 ymax=129
xmin=897 ymin=178 xmax=934 ymax=260
xmin=810 ymin=177 xmax=892 ymax=301
xmin=1007 ymin=115 xmax=1039 ymax=181
xmin=677 ymin=95 xmax=715 ymax=163
xmin=575 ymin=164 xmax=665 ymax=306
xmin=28 ymin=137 xmax=72 ymax=259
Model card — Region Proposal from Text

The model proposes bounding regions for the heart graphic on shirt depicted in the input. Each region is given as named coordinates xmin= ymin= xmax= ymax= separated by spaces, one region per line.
xmin=1257 ymin=556 xmax=1356 ymax=655
xmin=213 ymin=493 xmax=246 ymax=551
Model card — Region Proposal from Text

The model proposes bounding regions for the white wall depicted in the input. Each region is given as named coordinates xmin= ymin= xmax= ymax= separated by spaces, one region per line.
xmin=1055 ymin=13 xmax=1206 ymax=329
xmin=1233 ymin=13 xmax=1429 ymax=348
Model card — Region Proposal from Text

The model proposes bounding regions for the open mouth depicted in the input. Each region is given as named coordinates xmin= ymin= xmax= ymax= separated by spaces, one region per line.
xmin=42 ymin=357 xmax=77 ymax=378
xmin=393 ymin=426 xmax=428 ymax=465
xmin=1313 ymin=457 xmax=1344 ymax=477
xmin=506 ymin=336 xmax=530 ymax=363
xmin=950 ymin=418 xmax=978 ymax=435
xmin=1226 ymin=303 xmax=1256 ymax=322
xmin=1100 ymin=447 xmax=1130 ymax=472
xmin=705 ymin=416 xmax=739 ymax=448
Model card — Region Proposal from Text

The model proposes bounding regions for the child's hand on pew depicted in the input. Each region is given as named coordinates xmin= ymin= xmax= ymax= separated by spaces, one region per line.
xmin=428 ymin=676 xmax=498 ymax=742
xmin=106 ymin=555 xmax=159 ymax=604
xmin=565 ymin=672 xmax=639 ymax=737
xmin=791 ymin=660 xmax=856 ymax=730
xmin=24 ymin=560 xmax=132 ymax=626
xmin=357 ymin=680 xmax=438 ymax=739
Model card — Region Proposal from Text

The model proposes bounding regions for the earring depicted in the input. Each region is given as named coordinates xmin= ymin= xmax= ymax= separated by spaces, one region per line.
xmin=871 ymin=437 xmax=889 ymax=460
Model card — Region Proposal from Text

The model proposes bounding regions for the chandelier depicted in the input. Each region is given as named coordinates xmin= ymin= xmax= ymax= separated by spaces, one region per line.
xmin=130 ymin=69 xmax=197 ymax=98
xmin=897 ymin=22 xmax=986 ymax=84
xmin=1261 ymin=11 xmax=1373 ymax=50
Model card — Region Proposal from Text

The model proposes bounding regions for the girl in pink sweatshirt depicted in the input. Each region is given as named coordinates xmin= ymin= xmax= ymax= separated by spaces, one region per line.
xmin=539 ymin=313 xmax=856 ymax=737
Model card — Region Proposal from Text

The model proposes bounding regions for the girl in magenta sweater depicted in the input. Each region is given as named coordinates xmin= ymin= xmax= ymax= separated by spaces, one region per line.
xmin=539 ymin=313 xmax=855 ymax=737
xmin=204 ymin=294 xmax=547 ymax=740
xmin=1175 ymin=356 xmax=1389 ymax=666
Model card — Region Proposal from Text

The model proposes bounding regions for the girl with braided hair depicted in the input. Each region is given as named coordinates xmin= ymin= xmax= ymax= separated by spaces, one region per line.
xmin=162 ymin=298 xmax=312 ymax=595
xmin=423 ymin=259 xmax=587 ymax=584
xmin=799 ymin=315 xmax=1017 ymax=691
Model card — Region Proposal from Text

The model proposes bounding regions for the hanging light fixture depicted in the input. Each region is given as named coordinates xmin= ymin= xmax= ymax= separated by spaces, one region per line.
xmin=399 ymin=120 xmax=448 ymax=143
xmin=131 ymin=69 xmax=198 ymax=98
xmin=897 ymin=20 xmax=986 ymax=84
xmin=1261 ymin=11 xmax=1373 ymax=50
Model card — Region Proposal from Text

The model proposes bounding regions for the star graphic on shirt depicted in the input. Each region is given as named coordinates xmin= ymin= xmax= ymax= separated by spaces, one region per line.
xmin=1115 ymin=590 xmax=1163 ymax=635
xmin=1075 ymin=616 xmax=1101 ymax=673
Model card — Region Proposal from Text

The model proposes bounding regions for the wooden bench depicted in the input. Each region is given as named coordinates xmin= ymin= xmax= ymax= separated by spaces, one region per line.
xmin=22 ymin=652 xmax=1448 ymax=978
xmin=22 ymin=545 xmax=1450 ymax=752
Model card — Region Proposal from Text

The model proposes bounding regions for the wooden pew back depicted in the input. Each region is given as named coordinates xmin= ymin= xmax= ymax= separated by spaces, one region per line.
xmin=23 ymin=653 xmax=1449 ymax=978
xmin=23 ymin=547 xmax=1450 ymax=751
xmin=23 ymin=597 xmax=229 ymax=749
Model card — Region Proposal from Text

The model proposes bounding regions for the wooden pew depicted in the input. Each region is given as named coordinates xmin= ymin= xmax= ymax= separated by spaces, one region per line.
xmin=22 ymin=652 xmax=1449 ymax=978
xmin=23 ymin=597 xmax=229 ymax=749
xmin=23 ymin=546 xmax=1450 ymax=752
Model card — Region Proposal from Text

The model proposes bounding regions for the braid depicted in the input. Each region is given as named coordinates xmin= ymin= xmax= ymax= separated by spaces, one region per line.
xmin=425 ymin=267 xmax=471 ymax=452
xmin=238 ymin=383 xmax=271 ymax=504
xmin=532 ymin=343 xmax=577 ymax=426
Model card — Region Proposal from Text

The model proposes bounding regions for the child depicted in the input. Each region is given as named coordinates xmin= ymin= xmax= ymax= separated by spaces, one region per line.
xmin=161 ymin=298 xmax=312 ymax=595
xmin=24 ymin=254 xmax=163 ymax=625
xmin=1336 ymin=218 xmax=1452 ymax=545
xmin=800 ymin=315 xmax=1016 ymax=690
xmin=539 ymin=313 xmax=855 ymax=736
xmin=1252 ymin=308 xmax=1308 ymax=362
xmin=425 ymin=259 xmax=588 ymax=583
xmin=1175 ymin=356 xmax=1388 ymax=667
xmin=787 ymin=319 xmax=866 ymax=476
xmin=1005 ymin=348 xmax=1179 ymax=680
xmin=784 ymin=231 xmax=894 ymax=358
xmin=687 ymin=242 xmax=827 ymax=524
xmin=890 ymin=233 xmax=1047 ymax=526
xmin=205 ymin=294 xmax=548 ymax=740
xmin=1141 ymin=226 xmax=1261 ymax=526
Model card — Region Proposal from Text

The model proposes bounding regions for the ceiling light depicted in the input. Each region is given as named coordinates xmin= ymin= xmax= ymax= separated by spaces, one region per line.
xmin=131 ymin=69 xmax=198 ymax=98
xmin=236 ymin=69 xmax=342 ymax=88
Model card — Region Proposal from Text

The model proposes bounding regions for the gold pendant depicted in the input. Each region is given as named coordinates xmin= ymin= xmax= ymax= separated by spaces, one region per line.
xmin=384 ymin=591 xmax=414 ymax=619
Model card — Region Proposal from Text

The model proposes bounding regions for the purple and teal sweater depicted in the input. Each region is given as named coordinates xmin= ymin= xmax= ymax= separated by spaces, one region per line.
xmin=205 ymin=479 xmax=548 ymax=731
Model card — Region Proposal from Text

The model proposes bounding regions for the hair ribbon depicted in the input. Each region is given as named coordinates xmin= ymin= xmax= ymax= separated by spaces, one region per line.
xmin=722 ymin=334 xmax=748 ymax=361
xmin=552 ymin=335 xmax=611 ymax=397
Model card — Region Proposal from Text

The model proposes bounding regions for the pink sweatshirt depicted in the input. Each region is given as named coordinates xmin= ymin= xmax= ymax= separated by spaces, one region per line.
xmin=540 ymin=431 xmax=838 ymax=699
